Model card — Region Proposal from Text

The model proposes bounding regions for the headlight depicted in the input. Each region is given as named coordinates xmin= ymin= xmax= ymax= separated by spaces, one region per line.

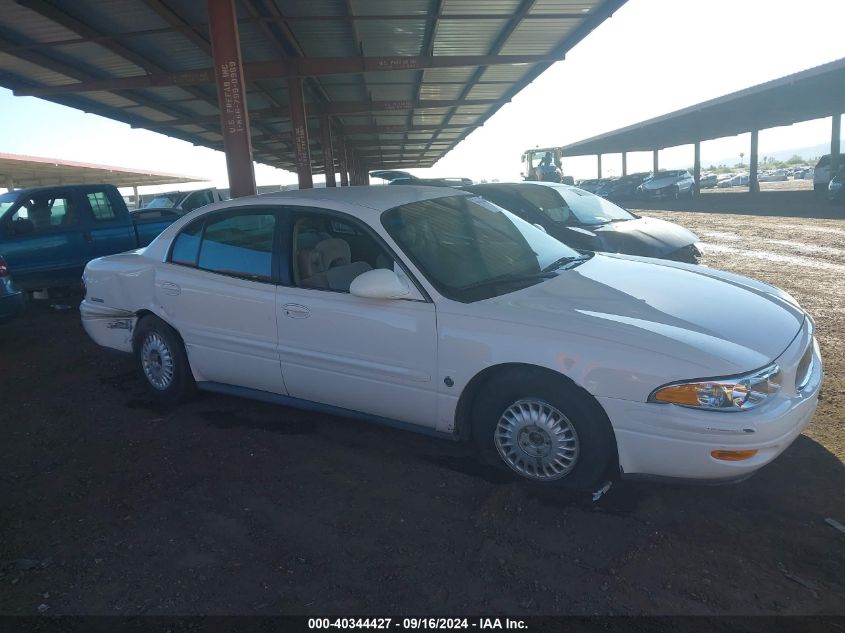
xmin=649 ymin=364 xmax=782 ymax=412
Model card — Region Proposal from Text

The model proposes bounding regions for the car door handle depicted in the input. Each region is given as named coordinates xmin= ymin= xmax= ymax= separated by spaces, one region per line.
xmin=282 ymin=303 xmax=310 ymax=319
xmin=161 ymin=281 xmax=181 ymax=296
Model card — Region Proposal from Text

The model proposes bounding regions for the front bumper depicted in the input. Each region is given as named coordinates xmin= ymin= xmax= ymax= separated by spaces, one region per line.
xmin=640 ymin=187 xmax=674 ymax=199
xmin=598 ymin=320 xmax=822 ymax=481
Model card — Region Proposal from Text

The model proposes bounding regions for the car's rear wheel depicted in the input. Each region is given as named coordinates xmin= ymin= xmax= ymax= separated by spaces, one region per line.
xmin=471 ymin=369 xmax=616 ymax=489
xmin=134 ymin=315 xmax=194 ymax=404
xmin=672 ymin=186 xmax=681 ymax=200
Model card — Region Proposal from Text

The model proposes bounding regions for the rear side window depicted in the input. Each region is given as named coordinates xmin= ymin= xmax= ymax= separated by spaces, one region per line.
xmin=170 ymin=220 xmax=204 ymax=266
xmin=197 ymin=213 xmax=276 ymax=281
xmin=87 ymin=191 xmax=117 ymax=221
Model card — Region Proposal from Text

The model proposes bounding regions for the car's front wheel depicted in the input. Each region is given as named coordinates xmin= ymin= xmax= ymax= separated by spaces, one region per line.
xmin=134 ymin=315 xmax=194 ymax=404
xmin=471 ymin=369 xmax=616 ymax=489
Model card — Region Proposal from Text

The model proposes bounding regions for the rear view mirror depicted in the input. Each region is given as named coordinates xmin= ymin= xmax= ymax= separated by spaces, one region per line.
xmin=349 ymin=268 xmax=410 ymax=300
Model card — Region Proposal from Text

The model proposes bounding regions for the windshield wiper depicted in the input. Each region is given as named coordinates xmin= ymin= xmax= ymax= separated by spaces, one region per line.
xmin=541 ymin=254 xmax=591 ymax=273
xmin=456 ymin=271 xmax=554 ymax=292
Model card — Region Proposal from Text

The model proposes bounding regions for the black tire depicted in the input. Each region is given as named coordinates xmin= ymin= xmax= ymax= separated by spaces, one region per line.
xmin=688 ymin=184 xmax=697 ymax=198
xmin=672 ymin=186 xmax=681 ymax=200
xmin=134 ymin=315 xmax=194 ymax=405
xmin=471 ymin=368 xmax=616 ymax=489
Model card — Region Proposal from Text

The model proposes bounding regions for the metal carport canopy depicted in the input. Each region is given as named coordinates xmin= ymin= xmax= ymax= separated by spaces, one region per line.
xmin=0 ymin=152 xmax=206 ymax=188
xmin=561 ymin=57 xmax=845 ymax=155
xmin=0 ymin=0 xmax=628 ymax=177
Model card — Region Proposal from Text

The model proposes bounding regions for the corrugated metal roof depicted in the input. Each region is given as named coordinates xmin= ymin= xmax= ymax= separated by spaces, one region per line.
xmin=0 ymin=0 xmax=627 ymax=173
xmin=562 ymin=57 xmax=845 ymax=156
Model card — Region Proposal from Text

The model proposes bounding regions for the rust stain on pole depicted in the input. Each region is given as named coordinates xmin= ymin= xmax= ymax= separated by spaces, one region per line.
xmin=207 ymin=0 xmax=255 ymax=198
xmin=288 ymin=76 xmax=313 ymax=189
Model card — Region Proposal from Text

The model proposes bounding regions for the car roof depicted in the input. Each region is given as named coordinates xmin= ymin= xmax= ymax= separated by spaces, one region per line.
xmin=2 ymin=183 xmax=116 ymax=198
xmin=466 ymin=181 xmax=577 ymax=193
xmin=142 ymin=185 xmax=473 ymax=262
xmin=252 ymin=184 xmax=469 ymax=212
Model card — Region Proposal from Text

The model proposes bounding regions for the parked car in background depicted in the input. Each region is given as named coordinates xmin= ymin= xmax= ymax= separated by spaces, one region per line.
xmin=138 ymin=187 xmax=224 ymax=214
xmin=81 ymin=186 xmax=822 ymax=487
xmin=758 ymin=171 xmax=788 ymax=182
xmin=370 ymin=170 xmax=473 ymax=187
xmin=698 ymin=174 xmax=719 ymax=189
xmin=718 ymin=173 xmax=750 ymax=188
xmin=0 ymin=255 xmax=25 ymax=324
xmin=828 ymin=167 xmax=845 ymax=203
xmin=636 ymin=170 xmax=696 ymax=199
xmin=813 ymin=154 xmax=844 ymax=196
xmin=463 ymin=182 xmax=701 ymax=263
xmin=0 ymin=184 xmax=180 ymax=292
xmin=594 ymin=173 xmax=651 ymax=201
xmin=576 ymin=178 xmax=607 ymax=194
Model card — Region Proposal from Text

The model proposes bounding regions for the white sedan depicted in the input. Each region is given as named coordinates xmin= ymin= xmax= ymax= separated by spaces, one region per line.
xmin=81 ymin=187 xmax=822 ymax=487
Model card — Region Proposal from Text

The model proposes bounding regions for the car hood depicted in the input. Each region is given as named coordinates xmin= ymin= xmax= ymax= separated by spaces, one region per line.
xmin=475 ymin=254 xmax=804 ymax=374
xmin=641 ymin=176 xmax=680 ymax=190
xmin=571 ymin=216 xmax=699 ymax=257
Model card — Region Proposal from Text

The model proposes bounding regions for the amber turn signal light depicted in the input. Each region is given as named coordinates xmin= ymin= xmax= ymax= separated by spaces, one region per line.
xmin=710 ymin=449 xmax=758 ymax=461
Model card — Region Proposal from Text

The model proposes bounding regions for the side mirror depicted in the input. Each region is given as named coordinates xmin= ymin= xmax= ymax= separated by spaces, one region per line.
xmin=13 ymin=218 xmax=34 ymax=235
xmin=532 ymin=223 xmax=547 ymax=233
xmin=349 ymin=268 xmax=410 ymax=300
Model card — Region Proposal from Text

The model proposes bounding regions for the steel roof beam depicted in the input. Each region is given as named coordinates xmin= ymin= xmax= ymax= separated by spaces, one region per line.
xmin=14 ymin=55 xmax=560 ymax=96
xmin=138 ymin=99 xmax=496 ymax=128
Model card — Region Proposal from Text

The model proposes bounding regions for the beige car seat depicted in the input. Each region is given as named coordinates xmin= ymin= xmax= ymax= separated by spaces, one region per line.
xmin=299 ymin=238 xmax=372 ymax=292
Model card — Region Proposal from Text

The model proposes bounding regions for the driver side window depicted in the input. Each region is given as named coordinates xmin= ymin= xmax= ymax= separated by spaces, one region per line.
xmin=9 ymin=194 xmax=79 ymax=235
xmin=291 ymin=212 xmax=394 ymax=293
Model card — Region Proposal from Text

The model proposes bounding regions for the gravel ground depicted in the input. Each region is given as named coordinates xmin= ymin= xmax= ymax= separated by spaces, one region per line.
xmin=1 ymin=192 xmax=843 ymax=616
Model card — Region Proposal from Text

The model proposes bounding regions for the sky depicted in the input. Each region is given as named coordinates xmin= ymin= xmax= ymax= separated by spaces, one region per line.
xmin=0 ymin=0 xmax=843 ymax=192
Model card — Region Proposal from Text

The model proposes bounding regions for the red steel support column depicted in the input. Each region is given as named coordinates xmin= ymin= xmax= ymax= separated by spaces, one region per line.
xmin=288 ymin=76 xmax=313 ymax=189
xmin=319 ymin=115 xmax=336 ymax=187
xmin=207 ymin=0 xmax=256 ymax=198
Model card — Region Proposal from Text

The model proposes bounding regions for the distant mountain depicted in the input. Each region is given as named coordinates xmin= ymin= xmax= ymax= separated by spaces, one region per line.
xmin=704 ymin=143 xmax=832 ymax=167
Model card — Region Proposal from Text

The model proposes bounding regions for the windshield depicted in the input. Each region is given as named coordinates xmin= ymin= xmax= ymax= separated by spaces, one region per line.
xmin=652 ymin=171 xmax=681 ymax=179
xmin=508 ymin=184 xmax=632 ymax=225
xmin=557 ymin=187 xmax=634 ymax=224
xmin=145 ymin=192 xmax=184 ymax=209
xmin=382 ymin=195 xmax=581 ymax=302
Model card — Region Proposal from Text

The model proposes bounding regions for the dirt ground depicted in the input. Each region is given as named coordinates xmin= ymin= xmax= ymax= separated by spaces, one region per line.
xmin=1 ymin=191 xmax=843 ymax=616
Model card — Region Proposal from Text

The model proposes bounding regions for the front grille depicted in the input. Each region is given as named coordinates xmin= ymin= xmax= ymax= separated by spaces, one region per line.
xmin=795 ymin=342 xmax=814 ymax=392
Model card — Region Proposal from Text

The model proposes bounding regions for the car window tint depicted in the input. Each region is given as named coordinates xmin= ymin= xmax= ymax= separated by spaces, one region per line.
xmin=292 ymin=212 xmax=391 ymax=293
xmin=511 ymin=186 xmax=572 ymax=224
xmin=198 ymin=213 xmax=275 ymax=281
xmin=557 ymin=188 xmax=634 ymax=224
xmin=170 ymin=220 xmax=204 ymax=266
xmin=87 ymin=191 xmax=117 ymax=221
xmin=10 ymin=194 xmax=78 ymax=233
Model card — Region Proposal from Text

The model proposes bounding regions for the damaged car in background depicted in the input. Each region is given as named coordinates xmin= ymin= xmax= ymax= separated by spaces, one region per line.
xmin=463 ymin=182 xmax=701 ymax=263
xmin=80 ymin=186 xmax=821 ymax=489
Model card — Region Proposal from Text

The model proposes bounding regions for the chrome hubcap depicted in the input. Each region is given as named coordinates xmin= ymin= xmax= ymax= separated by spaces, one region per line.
xmin=494 ymin=399 xmax=579 ymax=481
xmin=141 ymin=332 xmax=174 ymax=391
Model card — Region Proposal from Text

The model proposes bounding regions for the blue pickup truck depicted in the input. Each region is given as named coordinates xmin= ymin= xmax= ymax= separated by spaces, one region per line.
xmin=0 ymin=184 xmax=180 ymax=295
